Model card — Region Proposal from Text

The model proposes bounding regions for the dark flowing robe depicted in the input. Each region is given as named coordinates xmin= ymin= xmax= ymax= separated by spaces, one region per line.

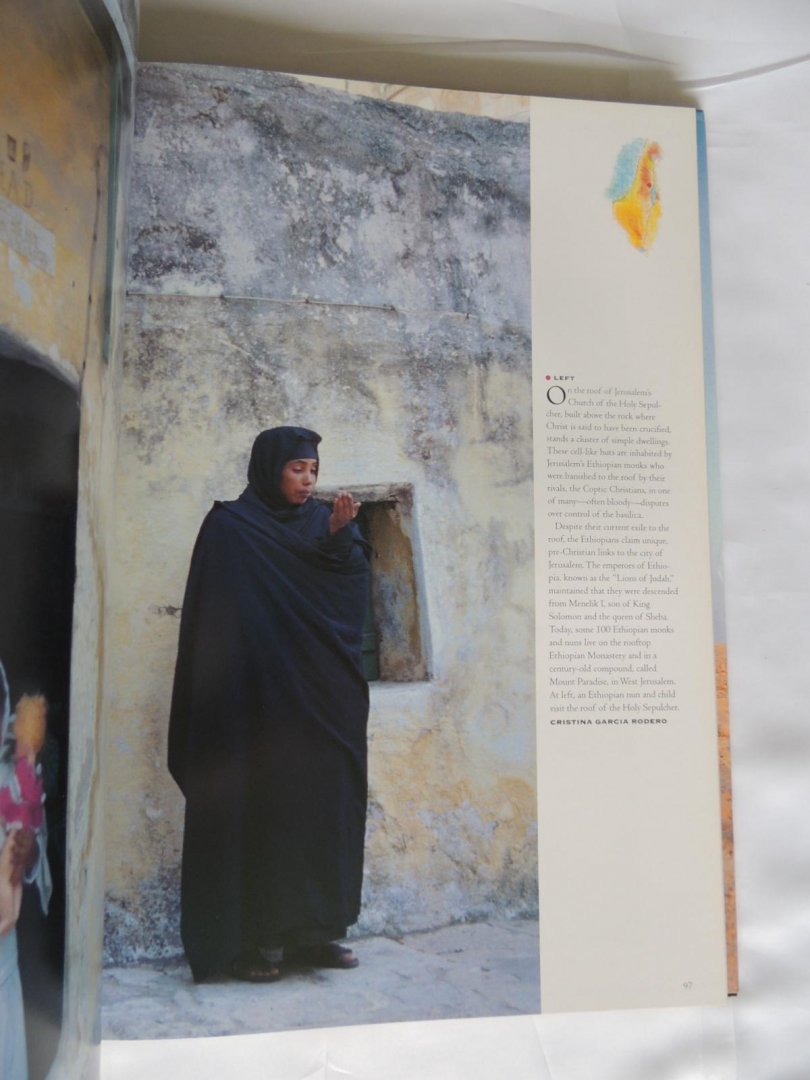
xmin=168 ymin=487 xmax=370 ymax=981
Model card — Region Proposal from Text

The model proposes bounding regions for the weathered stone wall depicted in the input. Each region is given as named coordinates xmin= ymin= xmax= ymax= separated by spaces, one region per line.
xmin=104 ymin=64 xmax=536 ymax=962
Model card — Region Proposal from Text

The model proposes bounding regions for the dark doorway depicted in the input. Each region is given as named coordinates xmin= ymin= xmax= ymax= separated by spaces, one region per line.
xmin=0 ymin=349 xmax=79 ymax=1078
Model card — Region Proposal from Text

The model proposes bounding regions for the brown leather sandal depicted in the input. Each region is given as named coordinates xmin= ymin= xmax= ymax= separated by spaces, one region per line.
xmin=286 ymin=942 xmax=359 ymax=969
xmin=230 ymin=952 xmax=283 ymax=982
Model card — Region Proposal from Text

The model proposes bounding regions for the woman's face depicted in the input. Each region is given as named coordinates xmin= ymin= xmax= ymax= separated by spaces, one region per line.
xmin=279 ymin=458 xmax=318 ymax=505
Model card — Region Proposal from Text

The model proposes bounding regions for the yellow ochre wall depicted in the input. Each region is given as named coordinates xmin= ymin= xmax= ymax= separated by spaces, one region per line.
xmin=0 ymin=2 xmax=134 ymax=1075
xmin=0 ymin=0 xmax=111 ymax=381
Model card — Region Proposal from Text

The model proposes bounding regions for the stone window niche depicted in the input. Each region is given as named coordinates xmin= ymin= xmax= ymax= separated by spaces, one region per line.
xmin=319 ymin=482 xmax=429 ymax=683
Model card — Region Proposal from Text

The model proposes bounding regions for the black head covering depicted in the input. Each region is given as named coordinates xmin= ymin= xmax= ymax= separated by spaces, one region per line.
xmin=247 ymin=426 xmax=322 ymax=510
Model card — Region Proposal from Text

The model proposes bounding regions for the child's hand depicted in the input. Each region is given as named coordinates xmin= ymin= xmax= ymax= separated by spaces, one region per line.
xmin=329 ymin=492 xmax=361 ymax=535
xmin=0 ymin=877 xmax=20 ymax=936
xmin=0 ymin=834 xmax=25 ymax=935
xmin=8 ymin=828 xmax=35 ymax=886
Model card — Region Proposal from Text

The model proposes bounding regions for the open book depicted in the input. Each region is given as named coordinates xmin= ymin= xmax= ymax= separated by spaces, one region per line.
xmin=105 ymin=68 xmax=735 ymax=1022
xmin=0 ymin=17 xmax=736 ymax=1069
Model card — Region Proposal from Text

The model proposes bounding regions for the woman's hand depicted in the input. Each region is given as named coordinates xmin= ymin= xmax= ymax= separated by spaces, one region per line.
xmin=329 ymin=491 xmax=361 ymax=535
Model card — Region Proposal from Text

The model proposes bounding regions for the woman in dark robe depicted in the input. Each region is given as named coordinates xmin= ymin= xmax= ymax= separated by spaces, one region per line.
xmin=168 ymin=426 xmax=370 ymax=982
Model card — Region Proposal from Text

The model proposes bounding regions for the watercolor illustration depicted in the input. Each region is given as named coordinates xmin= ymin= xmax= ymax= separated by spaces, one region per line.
xmin=607 ymin=138 xmax=662 ymax=252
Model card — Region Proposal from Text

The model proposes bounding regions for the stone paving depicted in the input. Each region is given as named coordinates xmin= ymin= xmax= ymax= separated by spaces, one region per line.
xmin=101 ymin=918 xmax=540 ymax=1040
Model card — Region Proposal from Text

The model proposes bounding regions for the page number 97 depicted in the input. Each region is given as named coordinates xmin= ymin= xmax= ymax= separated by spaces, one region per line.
xmin=682 ymin=981 xmax=693 ymax=990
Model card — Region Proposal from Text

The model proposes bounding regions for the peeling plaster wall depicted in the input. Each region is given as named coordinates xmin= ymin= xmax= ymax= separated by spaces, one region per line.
xmin=105 ymin=64 xmax=536 ymax=963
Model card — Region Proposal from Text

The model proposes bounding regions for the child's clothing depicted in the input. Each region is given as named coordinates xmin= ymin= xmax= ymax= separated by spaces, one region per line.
xmin=0 ymin=664 xmax=51 ymax=918
xmin=0 ymin=757 xmax=44 ymax=832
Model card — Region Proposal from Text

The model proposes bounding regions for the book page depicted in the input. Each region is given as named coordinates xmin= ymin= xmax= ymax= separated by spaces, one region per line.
xmin=531 ymin=97 xmax=728 ymax=1011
